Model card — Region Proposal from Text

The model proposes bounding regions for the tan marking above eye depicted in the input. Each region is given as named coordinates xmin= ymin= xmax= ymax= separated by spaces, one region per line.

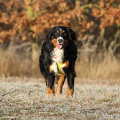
xmin=57 ymin=31 xmax=59 ymax=33
xmin=62 ymin=31 xmax=65 ymax=33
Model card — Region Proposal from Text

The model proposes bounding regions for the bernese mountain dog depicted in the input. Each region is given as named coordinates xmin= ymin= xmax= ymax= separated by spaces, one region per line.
xmin=39 ymin=26 xmax=77 ymax=97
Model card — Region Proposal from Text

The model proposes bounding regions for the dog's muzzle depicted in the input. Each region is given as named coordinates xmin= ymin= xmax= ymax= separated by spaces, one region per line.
xmin=57 ymin=37 xmax=64 ymax=44
xmin=56 ymin=37 xmax=64 ymax=49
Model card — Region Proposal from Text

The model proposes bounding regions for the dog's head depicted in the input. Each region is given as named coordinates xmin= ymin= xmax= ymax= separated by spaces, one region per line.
xmin=46 ymin=26 xmax=76 ymax=49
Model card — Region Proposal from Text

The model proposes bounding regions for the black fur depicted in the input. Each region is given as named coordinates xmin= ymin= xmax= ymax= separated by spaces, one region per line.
xmin=39 ymin=26 xmax=77 ymax=94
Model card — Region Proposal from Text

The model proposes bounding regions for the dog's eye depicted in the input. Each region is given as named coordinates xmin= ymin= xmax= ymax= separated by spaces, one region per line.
xmin=56 ymin=31 xmax=59 ymax=36
xmin=64 ymin=33 xmax=66 ymax=36
xmin=56 ymin=33 xmax=59 ymax=36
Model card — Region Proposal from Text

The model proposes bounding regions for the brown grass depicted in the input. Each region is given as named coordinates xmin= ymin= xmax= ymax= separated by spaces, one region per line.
xmin=0 ymin=46 xmax=120 ymax=80
xmin=76 ymin=53 xmax=120 ymax=80
xmin=0 ymin=49 xmax=40 ymax=78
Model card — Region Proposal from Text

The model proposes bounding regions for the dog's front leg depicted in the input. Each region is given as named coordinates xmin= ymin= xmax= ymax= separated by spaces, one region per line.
xmin=46 ymin=63 xmax=58 ymax=95
xmin=66 ymin=73 xmax=74 ymax=97
xmin=61 ymin=60 xmax=75 ymax=97
xmin=46 ymin=72 xmax=55 ymax=95
xmin=56 ymin=74 xmax=65 ymax=96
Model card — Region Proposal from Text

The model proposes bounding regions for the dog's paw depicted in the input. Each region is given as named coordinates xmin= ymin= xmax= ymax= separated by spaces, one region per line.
xmin=61 ymin=63 xmax=66 ymax=68
xmin=60 ymin=63 xmax=66 ymax=73
xmin=50 ymin=63 xmax=58 ymax=74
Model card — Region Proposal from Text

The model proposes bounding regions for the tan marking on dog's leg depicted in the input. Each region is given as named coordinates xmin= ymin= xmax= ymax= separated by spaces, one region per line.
xmin=46 ymin=86 xmax=54 ymax=95
xmin=56 ymin=74 xmax=65 ymax=96
xmin=46 ymin=79 xmax=54 ymax=95
xmin=66 ymin=84 xmax=73 ymax=97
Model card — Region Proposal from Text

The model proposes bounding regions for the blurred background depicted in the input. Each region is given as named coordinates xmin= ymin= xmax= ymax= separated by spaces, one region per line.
xmin=0 ymin=0 xmax=120 ymax=80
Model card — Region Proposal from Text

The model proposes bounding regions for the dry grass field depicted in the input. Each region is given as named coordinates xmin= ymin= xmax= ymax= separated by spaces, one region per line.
xmin=0 ymin=77 xmax=120 ymax=120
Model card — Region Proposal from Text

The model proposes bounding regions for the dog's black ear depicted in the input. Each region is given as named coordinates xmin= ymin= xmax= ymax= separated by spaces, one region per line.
xmin=47 ymin=27 xmax=56 ymax=39
xmin=66 ymin=27 xmax=77 ymax=42
xmin=45 ymin=27 xmax=56 ymax=51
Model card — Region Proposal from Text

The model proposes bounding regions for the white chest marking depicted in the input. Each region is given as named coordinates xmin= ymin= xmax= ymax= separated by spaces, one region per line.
xmin=51 ymin=48 xmax=64 ymax=63
xmin=50 ymin=48 xmax=64 ymax=75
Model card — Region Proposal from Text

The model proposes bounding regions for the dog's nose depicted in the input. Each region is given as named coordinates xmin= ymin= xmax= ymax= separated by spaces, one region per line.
xmin=57 ymin=37 xmax=64 ymax=44
xmin=58 ymin=39 xmax=63 ymax=43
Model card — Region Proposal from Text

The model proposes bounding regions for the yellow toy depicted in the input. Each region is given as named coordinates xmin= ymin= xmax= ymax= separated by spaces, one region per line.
xmin=57 ymin=62 xmax=64 ymax=74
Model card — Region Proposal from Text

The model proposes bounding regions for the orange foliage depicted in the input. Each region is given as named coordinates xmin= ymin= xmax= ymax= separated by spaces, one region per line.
xmin=0 ymin=0 xmax=120 ymax=43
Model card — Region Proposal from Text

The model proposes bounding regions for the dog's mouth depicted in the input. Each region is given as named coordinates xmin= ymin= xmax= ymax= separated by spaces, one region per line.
xmin=56 ymin=37 xmax=64 ymax=49
xmin=56 ymin=43 xmax=63 ymax=49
